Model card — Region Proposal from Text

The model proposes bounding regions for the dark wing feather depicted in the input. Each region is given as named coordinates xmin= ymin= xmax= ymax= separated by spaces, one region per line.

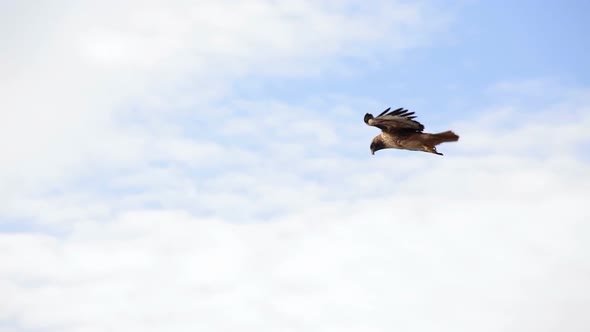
xmin=364 ymin=107 xmax=424 ymax=133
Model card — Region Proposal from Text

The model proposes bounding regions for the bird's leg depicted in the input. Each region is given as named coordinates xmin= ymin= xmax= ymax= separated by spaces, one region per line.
xmin=422 ymin=145 xmax=443 ymax=156
xmin=431 ymin=146 xmax=443 ymax=155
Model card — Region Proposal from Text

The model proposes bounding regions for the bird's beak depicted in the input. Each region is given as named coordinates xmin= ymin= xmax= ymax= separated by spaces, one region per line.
xmin=371 ymin=150 xmax=375 ymax=155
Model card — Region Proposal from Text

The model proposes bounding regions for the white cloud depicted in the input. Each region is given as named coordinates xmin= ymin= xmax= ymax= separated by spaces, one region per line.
xmin=2 ymin=154 xmax=590 ymax=331
xmin=2 ymin=1 xmax=590 ymax=331
xmin=2 ymin=88 xmax=590 ymax=330
xmin=0 ymin=0 xmax=447 ymax=217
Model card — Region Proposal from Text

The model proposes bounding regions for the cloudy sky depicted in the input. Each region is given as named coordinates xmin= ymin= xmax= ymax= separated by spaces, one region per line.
xmin=1 ymin=1 xmax=590 ymax=331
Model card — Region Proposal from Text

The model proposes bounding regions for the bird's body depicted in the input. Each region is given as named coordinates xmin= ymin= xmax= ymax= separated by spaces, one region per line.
xmin=365 ymin=107 xmax=459 ymax=156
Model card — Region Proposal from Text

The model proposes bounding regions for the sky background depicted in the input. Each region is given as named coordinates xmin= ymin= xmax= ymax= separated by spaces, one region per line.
xmin=1 ymin=1 xmax=589 ymax=331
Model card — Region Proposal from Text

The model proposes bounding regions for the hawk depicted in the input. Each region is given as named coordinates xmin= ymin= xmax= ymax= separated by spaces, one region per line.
xmin=364 ymin=107 xmax=459 ymax=156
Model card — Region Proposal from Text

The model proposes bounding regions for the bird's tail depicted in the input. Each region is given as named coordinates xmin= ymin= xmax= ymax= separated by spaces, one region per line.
xmin=429 ymin=130 xmax=459 ymax=146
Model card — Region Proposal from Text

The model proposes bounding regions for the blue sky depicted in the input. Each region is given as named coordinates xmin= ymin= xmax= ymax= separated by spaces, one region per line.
xmin=230 ymin=1 xmax=590 ymax=110
xmin=1 ymin=1 xmax=589 ymax=331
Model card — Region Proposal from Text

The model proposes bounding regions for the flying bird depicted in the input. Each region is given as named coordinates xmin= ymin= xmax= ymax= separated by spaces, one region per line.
xmin=364 ymin=107 xmax=459 ymax=156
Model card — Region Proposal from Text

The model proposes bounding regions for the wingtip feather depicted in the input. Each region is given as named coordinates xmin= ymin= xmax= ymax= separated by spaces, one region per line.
xmin=377 ymin=107 xmax=391 ymax=117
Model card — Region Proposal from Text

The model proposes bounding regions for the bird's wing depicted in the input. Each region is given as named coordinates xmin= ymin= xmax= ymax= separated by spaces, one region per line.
xmin=364 ymin=107 xmax=424 ymax=133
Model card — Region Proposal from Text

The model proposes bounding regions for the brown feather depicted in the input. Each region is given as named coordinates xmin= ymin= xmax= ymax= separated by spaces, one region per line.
xmin=366 ymin=107 xmax=460 ymax=156
xmin=365 ymin=107 xmax=424 ymax=133
xmin=425 ymin=131 xmax=459 ymax=146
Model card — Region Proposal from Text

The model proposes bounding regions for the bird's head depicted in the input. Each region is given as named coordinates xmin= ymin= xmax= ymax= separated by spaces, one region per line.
xmin=370 ymin=137 xmax=385 ymax=155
